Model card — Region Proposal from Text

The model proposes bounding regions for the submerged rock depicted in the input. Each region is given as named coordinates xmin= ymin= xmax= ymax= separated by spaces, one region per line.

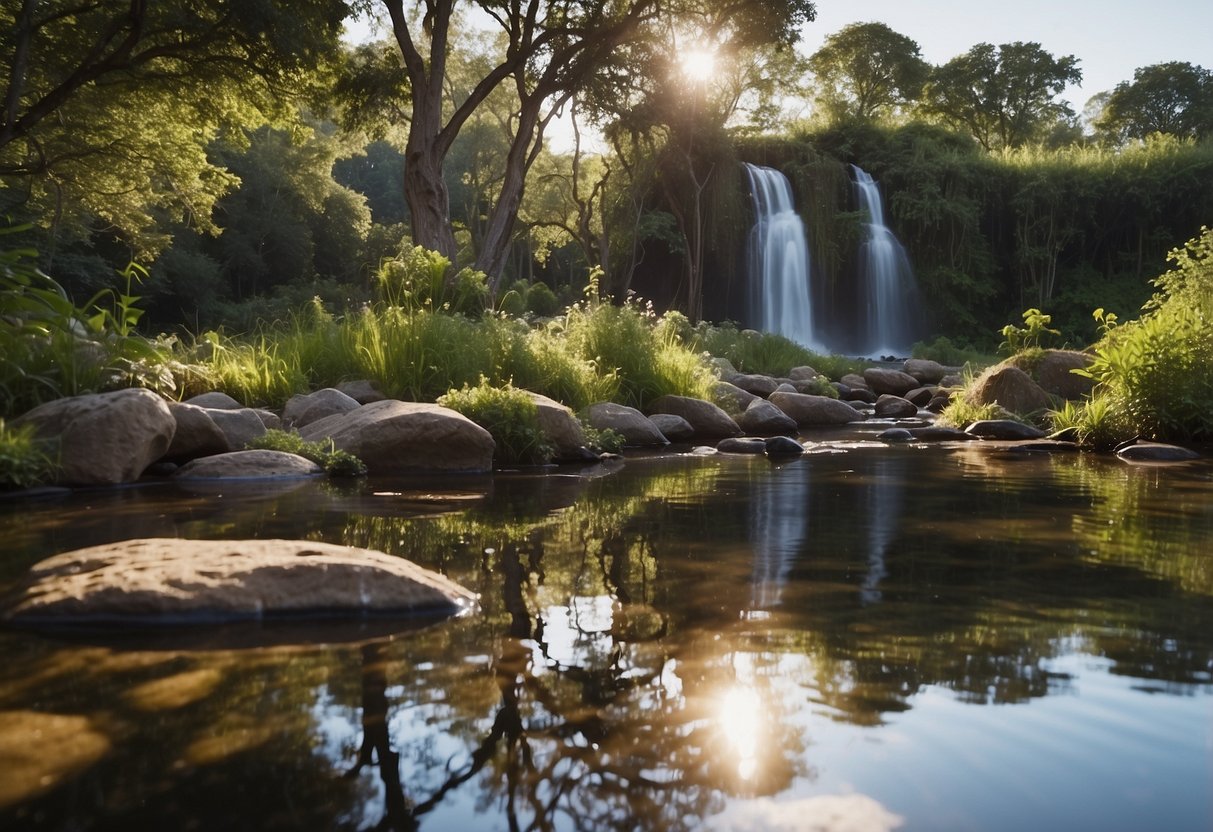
xmin=1116 ymin=442 xmax=1201 ymax=463
xmin=764 ymin=435 xmax=805 ymax=458
xmin=717 ymin=437 xmax=767 ymax=455
xmin=3 ymin=538 xmax=476 ymax=625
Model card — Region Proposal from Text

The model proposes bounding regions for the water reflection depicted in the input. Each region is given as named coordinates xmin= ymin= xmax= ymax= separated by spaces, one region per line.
xmin=1 ymin=450 xmax=1211 ymax=830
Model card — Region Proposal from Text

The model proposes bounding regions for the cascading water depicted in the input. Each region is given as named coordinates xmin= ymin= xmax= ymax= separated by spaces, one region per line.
xmin=743 ymin=164 xmax=826 ymax=354
xmin=852 ymin=165 xmax=921 ymax=357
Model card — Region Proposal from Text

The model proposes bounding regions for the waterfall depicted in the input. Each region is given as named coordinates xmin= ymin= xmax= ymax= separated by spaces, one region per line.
xmin=743 ymin=164 xmax=825 ymax=353
xmin=852 ymin=165 xmax=921 ymax=357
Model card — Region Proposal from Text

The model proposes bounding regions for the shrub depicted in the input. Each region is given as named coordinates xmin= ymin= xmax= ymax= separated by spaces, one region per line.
xmin=691 ymin=321 xmax=865 ymax=379
xmin=998 ymin=308 xmax=1061 ymax=356
xmin=439 ymin=378 xmax=553 ymax=466
xmin=246 ymin=429 xmax=367 ymax=477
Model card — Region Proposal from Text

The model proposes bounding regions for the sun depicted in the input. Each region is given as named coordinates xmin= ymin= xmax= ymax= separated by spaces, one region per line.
xmin=680 ymin=48 xmax=716 ymax=83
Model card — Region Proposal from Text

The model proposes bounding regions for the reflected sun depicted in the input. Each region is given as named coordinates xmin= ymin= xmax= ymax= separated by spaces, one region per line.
xmin=718 ymin=685 xmax=762 ymax=781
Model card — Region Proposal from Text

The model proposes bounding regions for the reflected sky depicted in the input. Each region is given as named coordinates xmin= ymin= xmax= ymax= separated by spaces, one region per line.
xmin=1 ymin=446 xmax=1211 ymax=830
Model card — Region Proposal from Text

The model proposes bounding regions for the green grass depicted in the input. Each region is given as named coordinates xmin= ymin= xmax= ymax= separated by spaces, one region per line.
xmin=246 ymin=428 xmax=368 ymax=477
xmin=0 ymin=419 xmax=58 ymax=489
xmin=439 ymin=378 xmax=552 ymax=466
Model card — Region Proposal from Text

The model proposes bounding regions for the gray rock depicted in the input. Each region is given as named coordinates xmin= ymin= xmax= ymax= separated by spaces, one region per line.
xmin=709 ymin=357 xmax=738 ymax=378
xmin=903 ymin=358 xmax=949 ymax=384
xmin=909 ymin=426 xmax=977 ymax=442
xmin=525 ymin=391 xmax=587 ymax=461
xmin=1116 ymin=442 xmax=1201 ymax=462
xmin=738 ymin=399 xmax=799 ymax=436
xmin=1008 ymin=440 xmax=1081 ymax=453
xmin=845 ymin=388 xmax=878 ymax=404
xmin=939 ymin=374 xmax=964 ymax=388
xmin=649 ymin=413 xmax=696 ymax=443
xmin=1028 ymin=350 xmax=1094 ymax=400
xmin=711 ymin=381 xmax=759 ymax=414
xmin=582 ymin=402 xmax=668 ymax=447
xmin=878 ymin=428 xmax=915 ymax=443
xmin=174 ymin=449 xmax=323 ymax=480
xmin=716 ymin=437 xmax=767 ymax=454
xmin=648 ymin=395 xmax=742 ymax=440
xmin=788 ymin=366 xmax=821 ymax=382
xmin=764 ymin=436 xmax=805 ymax=457
xmin=14 ymin=388 xmax=175 ymax=486
xmin=729 ymin=373 xmax=780 ymax=397
xmin=283 ymin=388 xmax=362 ymax=429
xmin=903 ymin=386 xmax=935 ymax=407
xmin=769 ymin=391 xmax=868 ymax=426
xmin=300 ymin=400 xmax=495 ymax=474
xmin=965 ymin=365 xmax=1052 ymax=416
xmin=863 ymin=367 xmax=920 ymax=396
xmin=3 ymin=538 xmax=475 ymax=624
xmin=253 ymin=409 xmax=282 ymax=430
xmin=839 ymin=373 xmax=870 ymax=390
xmin=774 ymin=382 xmax=798 ymax=395
xmin=183 ymin=391 xmax=243 ymax=410
xmin=965 ymin=419 xmax=1047 ymax=440
xmin=166 ymin=401 xmax=230 ymax=460
xmin=208 ymin=407 xmax=268 ymax=450
xmin=874 ymin=395 xmax=918 ymax=419
xmin=337 ymin=379 xmax=388 ymax=404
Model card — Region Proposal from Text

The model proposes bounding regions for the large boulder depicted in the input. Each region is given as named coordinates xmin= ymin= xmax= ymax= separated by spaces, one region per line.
xmin=863 ymin=367 xmax=920 ymax=396
xmin=874 ymin=395 xmax=918 ymax=419
xmin=300 ymin=400 xmax=495 ymax=473
xmin=1117 ymin=442 xmax=1201 ymax=463
xmin=965 ymin=365 xmax=1052 ymax=416
xmin=165 ymin=401 xmax=230 ymax=460
xmin=648 ymin=413 xmax=696 ymax=443
xmin=283 ymin=388 xmax=362 ymax=429
xmin=525 ymin=391 xmax=588 ymax=460
xmin=903 ymin=358 xmax=950 ymax=384
xmin=769 ymin=391 xmax=867 ymax=426
xmin=738 ymin=398 xmax=799 ymax=436
xmin=183 ymin=391 xmax=243 ymax=410
xmin=648 ymin=395 xmax=741 ymax=440
xmin=336 ymin=379 xmax=388 ymax=405
xmin=582 ymin=402 xmax=668 ymax=447
xmin=174 ymin=449 xmax=323 ymax=480
xmin=965 ymin=419 xmax=1047 ymax=440
xmin=728 ymin=373 xmax=780 ymax=397
xmin=206 ymin=407 xmax=268 ymax=450
xmin=1015 ymin=349 xmax=1094 ymax=400
xmin=787 ymin=366 xmax=821 ymax=382
xmin=14 ymin=388 xmax=175 ymax=485
xmin=711 ymin=381 xmax=759 ymax=414
xmin=3 ymin=538 xmax=476 ymax=624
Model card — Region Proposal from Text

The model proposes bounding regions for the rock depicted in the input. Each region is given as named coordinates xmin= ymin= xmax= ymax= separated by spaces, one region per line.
xmin=903 ymin=387 xmax=936 ymax=407
xmin=183 ymin=391 xmax=243 ymax=410
xmin=909 ymin=426 xmax=977 ymax=442
xmin=769 ymin=392 xmax=868 ymax=426
xmin=337 ymin=379 xmax=388 ymax=404
xmin=729 ymin=373 xmax=780 ymax=397
xmin=583 ymin=402 xmax=668 ymax=447
xmin=3 ymin=538 xmax=476 ymax=624
xmin=926 ymin=393 xmax=953 ymax=413
xmin=174 ymin=449 xmax=323 ymax=480
xmin=207 ymin=407 xmax=268 ymax=450
xmin=709 ymin=357 xmax=738 ymax=378
xmin=863 ymin=367 xmax=920 ymax=396
xmin=717 ymin=437 xmax=767 ymax=454
xmin=283 ymin=388 xmax=362 ymax=429
xmin=964 ymin=365 xmax=1052 ymax=416
xmin=1020 ymin=349 xmax=1094 ymax=400
xmin=792 ymin=378 xmax=830 ymax=395
xmin=300 ymin=400 xmax=495 ymax=474
xmin=788 ymin=366 xmax=821 ymax=382
xmin=1008 ymin=440 xmax=1081 ymax=453
xmin=839 ymin=373 xmax=869 ymax=390
xmin=649 ymin=413 xmax=696 ymax=443
xmin=165 ymin=401 xmax=230 ymax=460
xmin=648 ymin=395 xmax=741 ymax=440
xmin=845 ymin=388 xmax=878 ymax=404
xmin=965 ymin=419 xmax=1047 ymax=440
xmin=253 ymin=409 xmax=282 ymax=431
xmin=874 ymin=395 xmax=918 ymax=419
xmin=939 ymin=373 xmax=964 ymax=388
xmin=773 ymin=382 xmax=798 ymax=395
xmin=525 ymin=391 xmax=588 ymax=461
xmin=712 ymin=381 xmax=759 ymax=414
xmin=764 ymin=435 xmax=805 ymax=457
xmin=1116 ymin=442 xmax=1201 ymax=462
xmin=13 ymin=389 xmax=175 ymax=486
xmin=903 ymin=358 xmax=949 ymax=384
xmin=738 ymin=399 xmax=799 ymax=436
xmin=878 ymin=428 xmax=915 ymax=443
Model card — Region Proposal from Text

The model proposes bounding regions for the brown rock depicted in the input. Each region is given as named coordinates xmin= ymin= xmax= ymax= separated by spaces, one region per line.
xmin=583 ymin=402 xmax=668 ymax=447
xmin=738 ymin=399 xmax=799 ymax=436
xmin=769 ymin=392 xmax=867 ymax=426
xmin=648 ymin=395 xmax=741 ymax=440
xmin=283 ymin=388 xmax=362 ymax=429
xmin=874 ymin=395 xmax=918 ymax=418
xmin=1019 ymin=349 xmax=1094 ymax=400
xmin=788 ymin=366 xmax=821 ymax=381
xmin=3 ymin=538 xmax=476 ymax=624
xmin=166 ymin=401 xmax=230 ymax=460
xmin=903 ymin=358 xmax=950 ymax=384
xmin=863 ymin=367 xmax=920 ymax=396
xmin=965 ymin=366 xmax=1052 ymax=416
xmin=336 ymin=379 xmax=388 ymax=404
xmin=525 ymin=391 xmax=587 ymax=460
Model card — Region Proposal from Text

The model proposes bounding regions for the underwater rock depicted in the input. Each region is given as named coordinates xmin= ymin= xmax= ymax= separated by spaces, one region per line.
xmin=1116 ymin=442 xmax=1201 ymax=463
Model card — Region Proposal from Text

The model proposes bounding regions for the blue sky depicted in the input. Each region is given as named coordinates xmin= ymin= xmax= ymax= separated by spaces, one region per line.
xmin=799 ymin=0 xmax=1213 ymax=110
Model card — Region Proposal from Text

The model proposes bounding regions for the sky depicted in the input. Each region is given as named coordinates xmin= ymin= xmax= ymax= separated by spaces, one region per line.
xmin=799 ymin=0 xmax=1213 ymax=111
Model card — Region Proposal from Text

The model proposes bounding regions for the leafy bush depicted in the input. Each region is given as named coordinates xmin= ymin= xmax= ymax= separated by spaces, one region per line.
xmin=375 ymin=245 xmax=488 ymax=316
xmin=0 ymin=419 xmax=58 ymax=489
xmin=246 ymin=429 xmax=367 ymax=477
xmin=691 ymin=322 xmax=865 ymax=380
xmin=911 ymin=335 xmax=995 ymax=369
xmin=998 ymin=308 xmax=1061 ymax=356
xmin=439 ymin=378 xmax=552 ymax=466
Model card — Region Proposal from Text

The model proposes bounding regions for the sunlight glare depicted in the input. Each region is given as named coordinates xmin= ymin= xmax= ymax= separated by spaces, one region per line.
xmin=718 ymin=685 xmax=761 ymax=781
xmin=680 ymin=48 xmax=716 ymax=83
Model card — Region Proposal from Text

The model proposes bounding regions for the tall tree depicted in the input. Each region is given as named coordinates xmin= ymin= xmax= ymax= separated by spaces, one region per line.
xmin=1094 ymin=62 xmax=1213 ymax=143
xmin=0 ymin=0 xmax=349 ymax=255
xmin=922 ymin=42 xmax=1081 ymax=151
xmin=807 ymin=22 xmax=928 ymax=123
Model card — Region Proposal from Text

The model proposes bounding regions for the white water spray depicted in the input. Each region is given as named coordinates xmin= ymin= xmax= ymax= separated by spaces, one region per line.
xmin=852 ymin=165 xmax=920 ymax=357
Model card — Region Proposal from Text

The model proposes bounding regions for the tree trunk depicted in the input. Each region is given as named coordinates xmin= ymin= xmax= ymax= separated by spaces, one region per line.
xmin=403 ymin=130 xmax=458 ymax=261
xmin=476 ymin=100 xmax=544 ymax=294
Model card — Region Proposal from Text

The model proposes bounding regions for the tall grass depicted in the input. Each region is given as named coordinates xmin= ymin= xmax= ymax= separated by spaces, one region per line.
xmin=690 ymin=322 xmax=865 ymax=379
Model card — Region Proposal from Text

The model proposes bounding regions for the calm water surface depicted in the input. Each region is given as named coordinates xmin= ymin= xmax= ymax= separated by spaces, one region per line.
xmin=1 ymin=441 xmax=1211 ymax=831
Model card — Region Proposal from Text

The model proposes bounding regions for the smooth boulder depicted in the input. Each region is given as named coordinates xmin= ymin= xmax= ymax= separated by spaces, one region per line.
xmin=965 ymin=419 xmax=1047 ymax=440
xmin=648 ymin=395 xmax=741 ymax=440
xmin=738 ymin=399 xmax=799 ymax=436
xmin=13 ymin=388 xmax=175 ymax=486
xmin=863 ymin=368 xmax=919 ymax=396
xmin=525 ymin=391 xmax=588 ymax=461
xmin=1117 ymin=442 xmax=1201 ymax=463
xmin=769 ymin=391 xmax=867 ymax=426
xmin=649 ymin=413 xmax=696 ymax=443
xmin=964 ymin=365 xmax=1052 ymax=416
xmin=165 ymin=401 xmax=230 ymax=460
xmin=174 ymin=449 xmax=323 ymax=480
xmin=874 ymin=395 xmax=918 ymax=419
xmin=300 ymin=400 xmax=495 ymax=473
xmin=283 ymin=388 xmax=362 ymax=429
xmin=582 ymin=402 xmax=668 ymax=447
xmin=3 ymin=538 xmax=476 ymax=624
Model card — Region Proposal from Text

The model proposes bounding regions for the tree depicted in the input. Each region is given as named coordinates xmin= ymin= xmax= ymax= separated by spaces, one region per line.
xmin=922 ymin=42 xmax=1082 ymax=150
xmin=807 ymin=22 xmax=928 ymax=123
xmin=0 ymin=0 xmax=349 ymax=256
xmin=1094 ymin=62 xmax=1213 ymax=143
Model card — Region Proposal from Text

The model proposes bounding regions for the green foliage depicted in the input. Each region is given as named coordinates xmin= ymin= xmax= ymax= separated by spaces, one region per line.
xmin=1094 ymin=62 xmax=1213 ymax=144
xmin=579 ymin=421 xmax=626 ymax=455
xmin=439 ymin=378 xmax=553 ymax=467
xmin=999 ymin=308 xmax=1062 ymax=356
xmin=1048 ymin=396 xmax=1124 ymax=449
xmin=911 ymin=336 xmax=995 ymax=369
xmin=376 ymin=246 xmax=489 ymax=316
xmin=692 ymin=322 xmax=862 ymax=381
xmin=0 ymin=419 xmax=57 ymax=490
xmin=246 ymin=429 xmax=367 ymax=477
xmin=807 ymin=22 xmax=929 ymax=123
xmin=1073 ymin=228 xmax=1213 ymax=443
xmin=937 ymin=399 xmax=1009 ymax=429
